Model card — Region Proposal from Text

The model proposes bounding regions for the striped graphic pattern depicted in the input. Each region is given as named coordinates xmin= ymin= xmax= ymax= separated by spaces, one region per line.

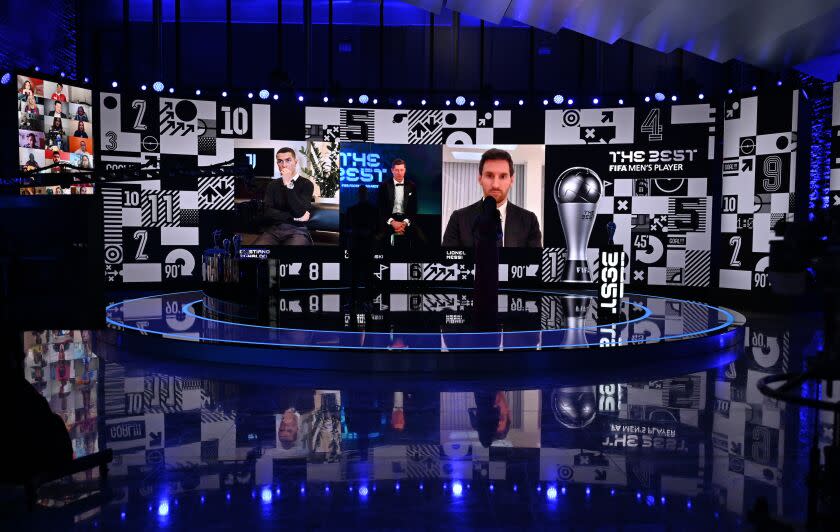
xmin=407 ymin=110 xmax=443 ymax=144
xmin=668 ymin=198 xmax=707 ymax=233
xmin=541 ymin=248 xmax=566 ymax=283
xmin=103 ymin=187 xmax=124 ymax=265
xmin=104 ymin=362 xmax=126 ymax=416
xmin=684 ymin=250 xmax=711 ymax=287
xmin=340 ymin=109 xmax=375 ymax=142
xmin=141 ymin=190 xmax=181 ymax=227
xmin=198 ymin=175 xmax=235 ymax=210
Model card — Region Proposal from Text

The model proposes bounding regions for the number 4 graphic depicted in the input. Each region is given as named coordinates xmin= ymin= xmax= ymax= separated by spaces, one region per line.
xmin=641 ymin=109 xmax=663 ymax=141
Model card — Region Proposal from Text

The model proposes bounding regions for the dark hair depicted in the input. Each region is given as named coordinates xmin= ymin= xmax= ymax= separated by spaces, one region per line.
xmin=479 ymin=148 xmax=514 ymax=176
xmin=276 ymin=147 xmax=296 ymax=160
xmin=391 ymin=158 xmax=406 ymax=168
xmin=27 ymin=133 xmax=35 ymax=140
xmin=56 ymin=83 xmax=63 ymax=88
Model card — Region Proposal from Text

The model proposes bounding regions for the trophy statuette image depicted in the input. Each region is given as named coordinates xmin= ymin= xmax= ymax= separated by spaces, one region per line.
xmin=552 ymin=167 xmax=603 ymax=283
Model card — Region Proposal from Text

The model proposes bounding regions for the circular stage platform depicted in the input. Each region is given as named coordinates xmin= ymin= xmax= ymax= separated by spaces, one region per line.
xmin=102 ymin=288 xmax=745 ymax=374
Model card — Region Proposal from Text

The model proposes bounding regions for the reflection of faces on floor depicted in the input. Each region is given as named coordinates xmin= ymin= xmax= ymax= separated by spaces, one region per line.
xmin=277 ymin=408 xmax=300 ymax=448
xmin=479 ymin=159 xmax=513 ymax=205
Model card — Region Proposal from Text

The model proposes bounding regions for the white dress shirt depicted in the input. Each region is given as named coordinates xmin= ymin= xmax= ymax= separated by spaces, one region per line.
xmin=496 ymin=199 xmax=508 ymax=245
xmin=387 ymin=179 xmax=410 ymax=226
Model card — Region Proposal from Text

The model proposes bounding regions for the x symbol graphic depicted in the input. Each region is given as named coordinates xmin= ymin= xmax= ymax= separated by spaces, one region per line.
xmin=633 ymin=270 xmax=645 ymax=281
xmin=584 ymin=128 xmax=596 ymax=138
xmin=617 ymin=200 xmax=629 ymax=211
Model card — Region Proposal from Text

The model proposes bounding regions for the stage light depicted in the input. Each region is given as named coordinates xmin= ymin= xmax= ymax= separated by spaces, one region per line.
xmin=300 ymin=484 xmax=306 ymax=495
xmin=451 ymin=481 xmax=463 ymax=497
xmin=140 ymin=84 xmax=147 ymax=91
xmin=323 ymin=96 xmax=329 ymax=103
xmin=671 ymin=95 xmax=677 ymax=101
xmin=421 ymin=99 xmax=427 ymax=105
xmin=646 ymin=495 xmax=655 ymax=506
xmin=618 ymin=99 xmax=624 ymax=105
xmin=469 ymin=100 xmax=474 ymax=107
xmin=112 ymin=81 xmax=118 ymax=88
xmin=456 ymin=96 xmax=466 ymax=106
xmin=585 ymin=486 xmax=591 ymax=496
xmin=121 ymin=512 xmax=126 ymax=520
xmin=699 ymin=93 xmax=704 ymax=100
xmin=419 ymin=483 xmax=424 ymax=491
xmin=561 ymin=486 xmax=567 ymax=495
xmin=273 ymin=94 xmax=278 ymax=100
xmin=259 ymin=89 xmax=270 ymax=100
xmin=348 ymin=98 xmax=353 ymax=104
xmin=489 ymin=483 xmax=494 ymax=492
xmin=513 ymin=484 xmax=518 ymax=492
xmin=261 ymin=488 xmax=272 ymax=503
xmin=157 ymin=500 xmax=169 ymax=517
xmin=553 ymin=94 xmax=564 ymax=104
xmin=546 ymin=487 xmax=558 ymax=501
xmin=445 ymin=100 xmax=451 ymax=106
xmin=654 ymin=92 xmax=665 ymax=101
xmin=2 ymin=72 xmax=13 ymax=84
xmin=222 ymin=91 xmax=228 ymax=97
xmin=660 ymin=496 xmax=666 ymax=505
xmin=397 ymin=99 xmax=402 ymax=106
xmin=777 ymin=80 xmax=783 ymax=86
xmin=359 ymin=94 xmax=369 ymax=104
xmin=644 ymin=96 xmax=651 ymax=102
xmin=727 ymin=88 xmax=733 ymax=94
xmin=83 ymin=77 xmax=89 ymax=83
xmin=518 ymin=99 xmax=524 ymax=106
xmin=493 ymin=99 xmax=500 ymax=106
xmin=200 ymin=495 xmax=205 ymax=504
xmin=543 ymin=99 xmax=548 ymax=106
xmin=395 ymin=482 xmax=400 ymax=492
xmin=751 ymin=85 xmax=757 ymax=91
xmin=247 ymin=92 xmax=253 ymax=99
xmin=297 ymin=95 xmax=304 ymax=102
xmin=636 ymin=492 xmax=642 ymax=501
xmin=593 ymin=97 xmax=599 ymax=105
xmin=60 ymin=71 xmax=65 ymax=77
xmin=226 ymin=492 xmax=231 ymax=501
xmin=325 ymin=485 xmax=330 ymax=494
xmin=372 ymin=98 xmax=378 ymax=104
xmin=168 ymin=88 xmax=174 ymax=94
xmin=687 ymin=499 xmax=692 ymax=509
xmin=34 ymin=66 xmax=40 ymax=72
xmin=537 ymin=485 xmax=542 ymax=492
xmin=610 ymin=489 xmax=615 ymax=496
xmin=358 ymin=486 xmax=369 ymax=497
xmin=153 ymin=81 xmax=164 ymax=92
xmin=567 ymin=98 xmax=574 ymax=105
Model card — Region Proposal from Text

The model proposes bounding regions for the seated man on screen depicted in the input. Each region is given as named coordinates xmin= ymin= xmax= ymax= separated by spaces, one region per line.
xmin=51 ymin=83 xmax=68 ymax=102
xmin=442 ymin=148 xmax=542 ymax=248
xmin=377 ymin=158 xmax=422 ymax=247
xmin=49 ymin=101 xmax=67 ymax=118
xmin=74 ymin=140 xmax=88 ymax=156
xmin=255 ymin=147 xmax=314 ymax=246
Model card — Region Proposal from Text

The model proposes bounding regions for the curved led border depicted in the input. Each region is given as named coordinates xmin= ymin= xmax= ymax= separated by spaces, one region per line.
xmin=105 ymin=290 xmax=739 ymax=352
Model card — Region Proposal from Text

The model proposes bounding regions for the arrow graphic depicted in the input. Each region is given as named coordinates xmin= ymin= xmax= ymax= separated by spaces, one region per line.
xmin=601 ymin=111 xmax=614 ymax=123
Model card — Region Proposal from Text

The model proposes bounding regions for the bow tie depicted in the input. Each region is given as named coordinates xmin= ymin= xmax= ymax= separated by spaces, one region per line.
xmin=394 ymin=183 xmax=404 ymax=187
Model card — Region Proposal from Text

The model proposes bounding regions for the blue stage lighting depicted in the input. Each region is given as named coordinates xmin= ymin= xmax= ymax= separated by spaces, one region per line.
xmin=34 ymin=66 xmax=40 ymax=72
xmin=259 ymin=89 xmax=269 ymax=99
xmin=273 ymin=94 xmax=278 ymax=100
xmin=543 ymin=99 xmax=548 ymax=106
xmin=222 ymin=91 xmax=228 ymax=97
xmin=323 ymin=96 xmax=329 ymax=103
xmin=553 ymin=94 xmax=564 ymax=104
xmin=751 ymin=85 xmax=757 ymax=91
xmin=546 ymin=487 xmax=558 ymax=500
xmin=593 ymin=98 xmax=599 ymax=104
xmin=297 ymin=95 xmax=304 ymax=101
xmin=452 ymin=481 xmax=463 ymax=497
xmin=152 ymin=81 xmax=164 ymax=92
xmin=359 ymin=94 xmax=369 ymax=104
xmin=247 ymin=92 xmax=253 ymax=99
xmin=698 ymin=93 xmax=704 ymax=100
xmin=469 ymin=100 xmax=474 ymax=107
xmin=456 ymin=96 xmax=466 ymax=106
xmin=196 ymin=89 xmax=202 ymax=96
xmin=397 ymin=99 xmax=402 ymax=106
xmin=260 ymin=488 xmax=272 ymax=504
xmin=168 ymin=87 xmax=174 ymax=93
xmin=348 ymin=98 xmax=353 ymax=104
xmin=421 ymin=99 xmax=427 ymax=105
xmin=372 ymin=98 xmax=378 ymax=104
xmin=60 ymin=71 xmax=65 ymax=77
xmin=112 ymin=81 xmax=118 ymax=88
xmin=777 ymin=80 xmax=783 ymax=86
xmin=618 ymin=98 xmax=624 ymax=105
xmin=445 ymin=100 xmax=451 ymax=106
xmin=140 ymin=84 xmax=147 ymax=91
xmin=567 ymin=98 xmax=574 ymax=105
xmin=671 ymin=95 xmax=677 ymax=101
xmin=654 ymin=92 xmax=665 ymax=101
xmin=644 ymin=96 xmax=651 ymax=102
xmin=83 ymin=77 xmax=89 ymax=83
xmin=727 ymin=88 xmax=733 ymax=94
xmin=494 ymin=99 xmax=500 ymax=106
xmin=157 ymin=500 xmax=169 ymax=517
xmin=518 ymin=99 xmax=524 ymax=106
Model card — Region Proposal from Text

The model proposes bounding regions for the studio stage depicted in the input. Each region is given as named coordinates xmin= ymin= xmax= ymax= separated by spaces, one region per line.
xmin=101 ymin=288 xmax=745 ymax=374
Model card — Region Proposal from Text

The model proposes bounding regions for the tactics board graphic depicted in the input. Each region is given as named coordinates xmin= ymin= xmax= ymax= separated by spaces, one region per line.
xmin=718 ymin=91 xmax=799 ymax=291
xmin=102 ymin=174 xmax=234 ymax=284
xmin=304 ymin=106 xmax=520 ymax=145
xmin=543 ymin=104 xmax=717 ymax=288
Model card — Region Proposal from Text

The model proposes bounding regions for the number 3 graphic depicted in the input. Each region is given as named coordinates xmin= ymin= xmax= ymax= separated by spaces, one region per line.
xmin=105 ymin=131 xmax=118 ymax=151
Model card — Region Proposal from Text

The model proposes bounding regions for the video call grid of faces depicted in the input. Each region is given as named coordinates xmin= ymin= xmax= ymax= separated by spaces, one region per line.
xmin=17 ymin=75 xmax=94 ymax=172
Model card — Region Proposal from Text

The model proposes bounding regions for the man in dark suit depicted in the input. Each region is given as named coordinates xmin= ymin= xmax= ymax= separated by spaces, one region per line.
xmin=255 ymin=147 xmax=314 ymax=245
xmin=377 ymin=158 xmax=423 ymax=247
xmin=442 ymin=148 xmax=542 ymax=248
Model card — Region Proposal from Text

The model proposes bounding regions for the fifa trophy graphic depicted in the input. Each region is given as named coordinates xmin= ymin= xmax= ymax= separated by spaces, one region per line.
xmin=553 ymin=167 xmax=603 ymax=283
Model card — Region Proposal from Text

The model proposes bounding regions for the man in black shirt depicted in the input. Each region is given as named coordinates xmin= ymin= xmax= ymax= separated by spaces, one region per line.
xmin=255 ymin=147 xmax=314 ymax=245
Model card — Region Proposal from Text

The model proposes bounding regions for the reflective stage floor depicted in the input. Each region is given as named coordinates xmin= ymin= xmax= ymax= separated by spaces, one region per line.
xmin=1 ymin=302 xmax=825 ymax=530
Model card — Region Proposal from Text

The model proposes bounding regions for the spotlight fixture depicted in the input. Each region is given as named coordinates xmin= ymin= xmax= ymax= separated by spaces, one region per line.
xmin=445 ymin=100 xmax=451 ymax=106
xmin=421 ymin=99 xmax=427 ymax=105
xmin=359 ymin=94 xmax=369 ymax=104
xmin=297 ymin=95 xmax=304 ymax=102
xmin=777 ymin=80 xmax=783 ymax=86
xmin=222 ymin=91 xmax=228 ymax=97
xmin=469 ymin=100 xmax=474 ymax=107
xmin=456 ymin=96 xmax=466 ymax=106
xmin=0 ymin=73 xmax=11 ymax=85
xmin=727 ymin=88 xmax=733 ymax=94
xmin=567 ymin=98 xmax=574 ymax=105
xmin=153 ymin=81 xmax=164 ymax=92
xmin=247 ymin=92 xmax=253 ymax=99
xmin=518 ymin=99 xmax=524 ymax=106
xmin=168 ymin=87 xmax=174 ymax=94
xmin=140 ymin=84 xmax=147 ymax=91
xmin=618 ymin=99 xmax=624 ymax=105
xmin=592 ymin=97 xmax=599 ymax=105
xmin=60 ymin=71 xmax=65 ymax=77
xmin=372 ymin=98 xmax=378 ymax=104
xmin=323 ymin=96 xmax=329 ymax=103
xmin=543 ymin=99 xmax=548 ymax=106
xmin=654 ymin=92 xmax=665 ymax=101
xmin=671 ymin=95 xmax=677 ymax=101
xmin=83 ymin=77 xmax=89 ymax=83
xmin=112 ymin=81 xmax=118 ymax=88
xmin=493 ymin=100 xmax=500 ymax=106
xmin=751 ymin=85 xmax=757 ymax=91
xmin=348 ymin=98 xmax=354 ymax=104
xmin=34 ymin=66 xmax=40 ymax=72
xmin=273 ymin=94 xmax=278 ymax=100
xmin=553 ymin=94 xmax=564 ymax=104
xmin=698 ymin=93 xmax=704 ymax=100
xmin=259 ymin=89 xmax=269 ymax=100
xmin=397 ymin=99 xmax=402 ymax=106
xmin=195 ymin=89 xmax=201 ymax=96
xmin=644 ymin=96 xmax=651 ymax=102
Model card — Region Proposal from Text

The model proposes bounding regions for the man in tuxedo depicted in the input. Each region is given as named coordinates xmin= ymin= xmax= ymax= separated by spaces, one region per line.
xmin=377 ymin=158 xmax=423 ymax=247
xmin=255 ymin=147 xmax=314 ymax=245
xmin=442 ymin=148 xmax=542 ymax=247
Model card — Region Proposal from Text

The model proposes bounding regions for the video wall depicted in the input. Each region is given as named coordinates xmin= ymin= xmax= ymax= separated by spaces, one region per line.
xmin=16 ymin=74 xmax=94 ymax=172
xmin=718 ymin=91 xmax=800 ymax=291
xmin=91 ymin=88 xmax=811 ymax=290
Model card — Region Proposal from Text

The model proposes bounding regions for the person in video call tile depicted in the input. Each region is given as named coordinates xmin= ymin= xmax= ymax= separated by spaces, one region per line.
xmin=24 ymin=94 xmax=39 ymax=115
xmin=73 ymin=105 xmax=89 ymax=122
xmin=377 ymin=158 xmax=420 ymax=245
xmin=50 ymin=151 xmax=63 ymax=172
xmin=255 ymin=147 xmax=314 ymax=246
xmin=19 ymin=79 xmax=34 ymax=99
xmin=24 ymin=133 xmax=37 ymax=148
xmin=47 ymin=117 xmax=65 ymax=149
xmin=74 ymin=140 xmax=88 ymax=156
xmin=49 ymin=100 xmax=66 ymax=118
xmin=51 ymin=83 xmax=68 ymax=102
xmin=442 ymin=148 xmax=542 ymax=247
xmin=73 ymin=122 xmax=88 ymax=138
